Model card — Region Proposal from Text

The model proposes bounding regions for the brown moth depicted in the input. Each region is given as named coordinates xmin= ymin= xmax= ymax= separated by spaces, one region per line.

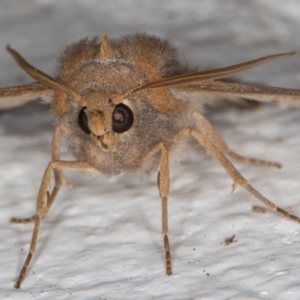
xmin=2 ymin=33 xmax=300 ymax=289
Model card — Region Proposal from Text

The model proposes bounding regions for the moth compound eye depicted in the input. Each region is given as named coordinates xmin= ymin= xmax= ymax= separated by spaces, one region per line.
xmin=78 ymin=107 xmax=91 ymax=134
xmin=112 ymin=104 xmax=134 ymax=133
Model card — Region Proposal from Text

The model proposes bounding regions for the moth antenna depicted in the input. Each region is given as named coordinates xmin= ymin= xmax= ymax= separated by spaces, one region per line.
xmin=99 ymin=34 xmax=114 ymax=60
xmin=112 ymin=52 xmax=295 ymax=104
xmin=139 ymin=52 xmax=296 ymax=89
xmin=6 ymin=45 xmax=86 ymax=106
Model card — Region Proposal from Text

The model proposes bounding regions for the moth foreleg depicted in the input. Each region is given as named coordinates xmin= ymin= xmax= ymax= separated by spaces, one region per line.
xmin=14 ymin=160 xmax=93 ymax=289
xmin=145 ymin=142 xmax=172 ymax=275
xmin=11 ymin=125 xmax=72 ymax=224
xmin=47 ymin=125 xmax=73 ymax=212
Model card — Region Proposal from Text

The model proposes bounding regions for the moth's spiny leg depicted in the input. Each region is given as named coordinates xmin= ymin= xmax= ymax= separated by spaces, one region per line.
xmin=245 ymin=184 xmax=300 ymax=223
xmin=175 ymin=126 xmax=300 ymax=224
xmin=14 ymin=160 xmax=93 ymax=289
xmin=14 ymin=216 xmax=41 ymax=289
xmin=10 ymin=216 xmax=36 ymax=224
xmin=10 ymin=125 xmax=72 ymax=224
xmin=46 ymin=125 xmax=73 ymax=212
xmin=162 ymin=197 xmax=172 ymax=275
xmin=145 ymin=142 xmax=172 ymax=275
xmin=192 ymin=111 xmax=281 ymax=168
xmin=227 ymin=150 xmax=281 ymax=168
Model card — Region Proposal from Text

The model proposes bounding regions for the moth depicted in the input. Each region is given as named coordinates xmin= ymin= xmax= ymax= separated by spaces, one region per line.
xmin=2 ymin=33 xmax=300 ymax=289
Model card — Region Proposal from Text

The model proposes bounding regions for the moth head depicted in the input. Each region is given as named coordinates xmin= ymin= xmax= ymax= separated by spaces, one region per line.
xmin=77 ymin=91 xmax=134 ymax=151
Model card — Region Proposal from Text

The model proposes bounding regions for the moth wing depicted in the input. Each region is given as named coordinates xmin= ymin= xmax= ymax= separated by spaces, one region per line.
xmin=172 ymin=81 xmax=300 ymax=108
xmin=0 ymin=82 xmax=54 ymax=110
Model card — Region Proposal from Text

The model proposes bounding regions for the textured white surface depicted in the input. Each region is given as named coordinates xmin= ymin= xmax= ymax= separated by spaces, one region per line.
xmin=1 ymin=1 xmax=300 ymax=299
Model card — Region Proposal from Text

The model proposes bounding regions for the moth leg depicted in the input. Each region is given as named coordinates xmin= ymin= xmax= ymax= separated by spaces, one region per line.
xmin=11 ymin=125 xmax=72 ymax=224
xmin=192 ymin=111 xmax=281 ymax=168
xmin=174 ymin=127 xmax=300 ymax=223
xmin=14 ymin=160 xmax=93 ymax=289
xmin=47 ymin=125 xmax=73 ymax=212
xmin=145 ymin=142 xmax=172 ymax=275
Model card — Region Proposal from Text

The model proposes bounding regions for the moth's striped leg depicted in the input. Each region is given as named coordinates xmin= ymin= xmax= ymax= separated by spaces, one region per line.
xmin=11 ymin=125 xmax=72 ymax=224
xmin=47 ymin=125 xmax=73 ymax=213
xmin=174 ymin=126 xmax=300 ymax=224
xmin=192 ymin=111 xmax=281 ymax=168
xmin=14 ymin=160 xmax=93 ymax=289
xmin=145 ymin=142 xmax=171 ymax=275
